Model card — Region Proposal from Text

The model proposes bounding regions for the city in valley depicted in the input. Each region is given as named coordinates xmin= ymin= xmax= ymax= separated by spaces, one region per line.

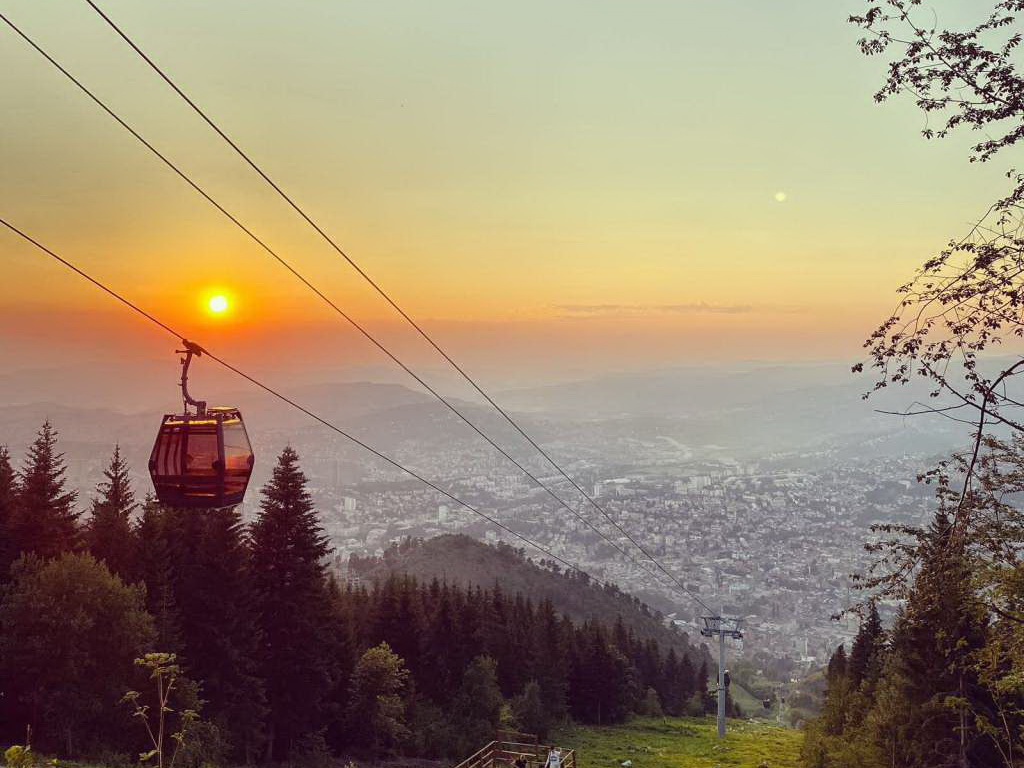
xmin=310 ymin=429 xmax=933 ymax=667
xmin=0 ymin=361 xmax=951 ymax=670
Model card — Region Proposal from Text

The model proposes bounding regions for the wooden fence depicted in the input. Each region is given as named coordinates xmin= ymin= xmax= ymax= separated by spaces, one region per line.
xmin=452 ymin=731 xmax=576 ymax=768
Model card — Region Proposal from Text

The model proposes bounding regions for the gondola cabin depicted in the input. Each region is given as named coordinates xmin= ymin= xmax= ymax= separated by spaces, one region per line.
xmin=149 ymin=406 xmax=254 ymax=508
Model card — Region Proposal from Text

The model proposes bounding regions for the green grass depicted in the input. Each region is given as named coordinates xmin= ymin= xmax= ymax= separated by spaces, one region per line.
xmin=730 ymin=684 xmax=769 ymax=719
xmin=552 ymin=716 xmax=802 ymax=768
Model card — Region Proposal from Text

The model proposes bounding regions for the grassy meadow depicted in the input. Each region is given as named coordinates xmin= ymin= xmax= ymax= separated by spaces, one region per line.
xmin=552 ymin=716 xmax=802 ymax=768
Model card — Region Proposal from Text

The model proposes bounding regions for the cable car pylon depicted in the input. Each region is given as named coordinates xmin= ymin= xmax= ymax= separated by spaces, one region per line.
xmin=701 ymin=612 xmax=743 ymax=739
xmin=148 ymin=340 xmax=255 ymax=509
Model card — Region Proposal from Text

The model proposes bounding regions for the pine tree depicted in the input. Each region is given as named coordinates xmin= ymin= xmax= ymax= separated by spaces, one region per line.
xmin=866 ymin=511 xmax=997 ymax=767
xmin=533 ymin=599 xmax=569 ymax=723
xmin=842 ymin=601 xmax=887 ymax=735
xmin=568 ymin=622 xmax=633 ymax=724
xmin=513 ymin=680 xmax=548 ymax=738
xmin=453 ymin=588 xmax=482 ymax=680
xmin=848 ymin=602 xmax=884 ymax=690
xmin=861 ymin=651 xmax=910 ymax=768
xmin=678 ymin=653 xmax=696 ymax=712
xmin=659 ymin=648 xmax=689 ymax=716
xmin=451 ymin=655 xmax=504 ymax=756
xmin=85 ymin=445 xmax=137 ymax=580
xmin=164 ymin=504 xmax=267 ymax=761
xmin=133 ymin=496 xmax=183 ymax=654
xmin=696 ymin=659 xmax=714 ymax=713
xmin=500 ymin=593 xmax=535 ymax=695
xmin=827 ymin=644 xmax=848 ymax=685
xmin=612 ymin=616 xmax=631 ymax=656
xmin=820 ymin=644 xmax=852 ymax=737
xmin=11 ymin=421 xmax=78 ymax=558
xmin=0 ymin=445 xmax=18 ymax=579
xmin=476 ymin=583 xmax=508 ymax=662
xmin=638 ymin=687 xmax=663 ymax=716
xmin=372 ymin=576 xmax=423 ymax=680
xmin=420 ymin=583 xmax=457 ymax=704
xmin=250 ymin=447 xmax=335 ymax=760
xmin=637 ymin=638 xmax=662 ymax=697
xmin=323 ymin=577 xmax=358 ymax=754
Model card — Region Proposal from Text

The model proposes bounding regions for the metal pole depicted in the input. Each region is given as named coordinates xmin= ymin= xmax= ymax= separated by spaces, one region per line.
xmin=702 ymin=614 xmax=741 ymax=740
xmin=717 ymin=626 xmax=726 ymax=739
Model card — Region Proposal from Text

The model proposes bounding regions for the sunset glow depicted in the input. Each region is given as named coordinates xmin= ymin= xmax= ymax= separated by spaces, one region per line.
xmin=0 ymin=0 xmax=1009 ymax=374
xmin=208 ymin=294 xmax=229 ymax=314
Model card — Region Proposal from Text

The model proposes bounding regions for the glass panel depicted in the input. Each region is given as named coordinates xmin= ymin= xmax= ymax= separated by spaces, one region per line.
xmin=221 ymin=420 xmax=252 ymax=495
xmin=158 ymin=430 xmax=171 ymax=475
xmin=222 ymin=421 xmax=252 ymax=471
xmin=184 ymin=429 xmax=219 ymax=476
xmin=156 ymin=425 xmax=183 ymax=475
xmin=152 ymin=431 xmax=165 ymax=473
xmin=171 ymin=428 xmax=183 ymax=474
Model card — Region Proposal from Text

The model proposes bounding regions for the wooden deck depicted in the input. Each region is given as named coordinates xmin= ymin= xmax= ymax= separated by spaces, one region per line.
xmin=452 ymin=731 xmax=576 ymax=768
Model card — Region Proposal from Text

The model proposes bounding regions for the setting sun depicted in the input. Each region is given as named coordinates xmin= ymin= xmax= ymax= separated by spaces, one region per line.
xmin=208 ymin=294 xmax=229 ymax=314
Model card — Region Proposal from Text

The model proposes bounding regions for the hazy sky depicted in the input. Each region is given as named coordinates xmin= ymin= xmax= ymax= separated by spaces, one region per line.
xmin=0 ymin=0 xmax=1008 ymax=385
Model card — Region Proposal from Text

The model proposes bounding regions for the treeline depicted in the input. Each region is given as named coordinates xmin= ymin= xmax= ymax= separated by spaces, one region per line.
xmin=801 ymin=435 xmax=1024 ymax=768
xmin=351 ymin=533 xmax=698 ymax=659
xmin=338 ymin=573 xmax=721 ymax=754
xmin=0 ymin=422 xmax=720 ymax=765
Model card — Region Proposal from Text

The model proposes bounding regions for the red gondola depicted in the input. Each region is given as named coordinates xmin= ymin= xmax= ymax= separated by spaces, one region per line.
xmin=149 ymin=341 xmax=254 ymax=508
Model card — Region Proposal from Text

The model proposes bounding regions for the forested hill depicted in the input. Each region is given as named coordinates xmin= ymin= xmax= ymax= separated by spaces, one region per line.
xmin=349 ymin=534 xmax=709 ymax=665
xmin=1 ymin=428 xmax=724 ymax=764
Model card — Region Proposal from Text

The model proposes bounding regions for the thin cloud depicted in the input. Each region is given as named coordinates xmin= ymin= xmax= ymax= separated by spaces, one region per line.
xmin=555 ymin=302 xmax=757 ymax=317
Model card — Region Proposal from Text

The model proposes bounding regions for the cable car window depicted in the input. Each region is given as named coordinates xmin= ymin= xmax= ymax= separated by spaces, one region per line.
xmin=222 ymin=420 xmax=252 ymax=470
xmin=185 ymin=429 xmax=219 ymax=475
xmin=222 ymin=420 xmax=253 ymax=495
xmin=156 ymin=425 xmax=182 ymax=475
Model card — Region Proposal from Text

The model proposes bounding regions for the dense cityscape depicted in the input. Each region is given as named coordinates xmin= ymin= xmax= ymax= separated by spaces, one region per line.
xmin=264 ymin=420 xmax=937 ymax=669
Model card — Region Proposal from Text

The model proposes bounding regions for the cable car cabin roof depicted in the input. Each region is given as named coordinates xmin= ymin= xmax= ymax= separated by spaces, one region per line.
xmin=160 ymin=406 xmax=244 ymax=427
xmin=149 ymin=407 xmax=254 ymax=510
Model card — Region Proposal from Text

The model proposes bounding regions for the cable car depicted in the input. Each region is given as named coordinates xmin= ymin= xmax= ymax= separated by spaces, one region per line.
xmin=149 ymin=341 xmax=254 ymax=508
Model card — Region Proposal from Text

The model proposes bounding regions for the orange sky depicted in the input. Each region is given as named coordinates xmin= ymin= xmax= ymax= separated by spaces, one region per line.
xmin=0 ymin=0 xmax=1007 ymax=382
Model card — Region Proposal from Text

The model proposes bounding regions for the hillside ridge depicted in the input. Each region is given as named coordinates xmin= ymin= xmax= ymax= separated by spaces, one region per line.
xmin=349 ymin=534 xmax=710 ymax=665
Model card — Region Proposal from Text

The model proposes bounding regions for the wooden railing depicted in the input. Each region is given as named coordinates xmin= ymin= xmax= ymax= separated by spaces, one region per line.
xmin=452 ymin=731 xmax=575 ymax=768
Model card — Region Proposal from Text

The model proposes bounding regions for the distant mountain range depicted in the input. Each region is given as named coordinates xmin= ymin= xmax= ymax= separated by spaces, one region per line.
xmin=495 ymin=362 xmax=971 ymax=458
xmin=499 ymin=362 xmax=862 ymax=417
xmin=0 ymin=360 xmax=985 ymax=501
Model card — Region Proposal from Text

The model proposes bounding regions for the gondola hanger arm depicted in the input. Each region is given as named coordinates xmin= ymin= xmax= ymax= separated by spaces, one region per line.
xmin=177 ymin=339 xmax=207 ymax=415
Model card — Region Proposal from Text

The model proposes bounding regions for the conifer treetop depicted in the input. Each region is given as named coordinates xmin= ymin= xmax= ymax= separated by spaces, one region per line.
xmin=92 ymin=444 xmax=136 ymax=518
xmin=20 ymin=420 xmax=77 ymax=514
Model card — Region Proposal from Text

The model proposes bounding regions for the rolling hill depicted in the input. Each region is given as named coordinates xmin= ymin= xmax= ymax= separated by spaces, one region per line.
xmin=349 ymin=534 xmax=710 ymax=666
